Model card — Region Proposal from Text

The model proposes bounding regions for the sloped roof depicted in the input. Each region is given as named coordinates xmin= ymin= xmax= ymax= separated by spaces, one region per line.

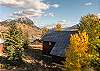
xmin=42 ymin=31 xmax=77 ymax=57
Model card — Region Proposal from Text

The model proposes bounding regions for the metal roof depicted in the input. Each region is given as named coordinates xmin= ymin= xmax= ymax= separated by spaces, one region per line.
xmin=42 ymin=31 xmax=77 ymax=57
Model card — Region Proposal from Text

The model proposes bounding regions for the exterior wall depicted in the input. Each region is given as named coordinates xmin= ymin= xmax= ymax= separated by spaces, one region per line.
xmin=30 ymin=39 xmax=43 ymax=50
xmin=30 ymin=45 xmax=43 ymax=50
xmin=43 ymin=41 xmax=65 ymax=63
xmin=43 ymin=41 xmax=55 ymax=55
xmin=32 ymin=39 xmax=42 ymax=45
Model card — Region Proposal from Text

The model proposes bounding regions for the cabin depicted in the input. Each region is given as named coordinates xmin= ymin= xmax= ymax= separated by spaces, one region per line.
xmin=42 ymin=31 xmax=78 ymax=62
xmin=30 ymin=39 xmax=43 ymax=50
xmin=32 ymin=39 xmax=42 ymax=45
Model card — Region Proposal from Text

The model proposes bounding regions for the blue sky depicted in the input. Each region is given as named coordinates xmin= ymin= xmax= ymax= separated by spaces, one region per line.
xmin=0 ymin=0 xmax=100 ymax=28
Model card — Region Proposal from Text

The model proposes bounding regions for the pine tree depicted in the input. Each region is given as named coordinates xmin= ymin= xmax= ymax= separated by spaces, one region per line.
xmin=5 ymin=21 xmax=24 ymax=62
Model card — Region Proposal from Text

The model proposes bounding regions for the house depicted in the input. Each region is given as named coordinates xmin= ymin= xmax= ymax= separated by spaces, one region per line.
xmin=42 ymin=31 xmax=78 ymax=62
xmin=30 ymin=39 xmax=43 ymax=50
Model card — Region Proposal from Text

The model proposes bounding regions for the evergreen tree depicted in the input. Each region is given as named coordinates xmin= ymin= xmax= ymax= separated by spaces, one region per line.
xmin=5 ymin=21 xmax=24 ymax=62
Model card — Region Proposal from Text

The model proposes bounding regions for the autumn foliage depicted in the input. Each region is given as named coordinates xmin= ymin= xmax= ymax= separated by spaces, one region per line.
xmin=78 ymin=14 xmax=100 ymax=70
xmin=55 ymin=23 xmax=62 ymax=31
xmin=42 ymin=27 xmax=49 ymax=35
xmin=63 ymin=14 xmax=100 ymax=71
xmin=64 ymin=32 xmax=90 ymax=71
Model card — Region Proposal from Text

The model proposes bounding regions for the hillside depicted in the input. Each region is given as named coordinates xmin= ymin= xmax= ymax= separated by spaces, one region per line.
xmin=0 ymin=18 xmax=42 ymax=41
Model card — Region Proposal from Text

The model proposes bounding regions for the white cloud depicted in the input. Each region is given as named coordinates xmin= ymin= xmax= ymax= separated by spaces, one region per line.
xmin=0 ymin=0 xmax=59 ymax=17
xmin=26 ymin=9 xmax=44 ymax=14
xmin=84 ymin=2 xmax=93 ymax=6
xmin=0 ymin=0 xmax=50 ymax=10
xmin=0 ymin=19 xmax=2 ymax=22
xmin=11 ymin=9 xmax=44 ymax=18
xmin=51 ymin=4 xmax=59 ymax=8
xmin=61 ymin=20 xmax=66 ymax=22
xmin=44 ymin=13 xmax=55 ymax=17
xmin=98 ymin=13 xmax=100 ymax=15
xmin=48 ymin=13 xmax=55 ymax=17
xmin=97 ymin=13 xmax=100 ymax=18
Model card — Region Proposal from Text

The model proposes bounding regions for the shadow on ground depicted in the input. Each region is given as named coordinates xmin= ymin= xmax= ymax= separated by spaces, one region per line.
xmin=24 ymin=47 xmax=63 ymax=71
xmin=0 ymin=47 xmax=63 ymax=71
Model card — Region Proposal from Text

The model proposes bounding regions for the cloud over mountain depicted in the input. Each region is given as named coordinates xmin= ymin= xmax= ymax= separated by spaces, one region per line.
xmin=84 ymin=2 xmax=93 ymax=6
xmin=97 ymin=13 xmax=100 ymax=18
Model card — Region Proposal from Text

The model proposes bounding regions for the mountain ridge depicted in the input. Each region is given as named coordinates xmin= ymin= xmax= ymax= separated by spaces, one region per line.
xmin=0 ymin=17 xmax=42 ymax=40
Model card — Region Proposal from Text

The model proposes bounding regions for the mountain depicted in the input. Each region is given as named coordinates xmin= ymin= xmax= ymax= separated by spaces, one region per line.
xmin=63 ymin=24 xmax=79 ymax=31
xmin=15 ymin=17 xmax=34 ymax=25
xmin=1 ymin=17 xmax=34 ymax=26
xmin=0 ymin=17 xmax=42 ymax=41
xmin=48 ymin=24 xmax=79 ymax=33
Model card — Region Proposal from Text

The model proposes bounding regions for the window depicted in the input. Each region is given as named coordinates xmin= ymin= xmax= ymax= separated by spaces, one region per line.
xmin=49 ymin=42 xmax=51 ymax=45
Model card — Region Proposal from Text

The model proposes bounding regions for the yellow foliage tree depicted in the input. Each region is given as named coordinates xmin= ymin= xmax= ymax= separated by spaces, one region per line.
xmin=64 ymin=32 xmax=90 ymax=71
xmin=42 ymin=27 xmax=49 ymax=35
xmin=55 ymin=23 xmax=62 ymax=31
xmin=78 ymin=14 xmax=100 ymax=70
